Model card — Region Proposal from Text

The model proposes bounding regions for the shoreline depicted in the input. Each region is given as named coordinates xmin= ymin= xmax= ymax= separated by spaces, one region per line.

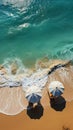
xmin=0 ymin=59 xmax=73 ymax=130
xmin=0 ymin=59 xmax=73 ymax=115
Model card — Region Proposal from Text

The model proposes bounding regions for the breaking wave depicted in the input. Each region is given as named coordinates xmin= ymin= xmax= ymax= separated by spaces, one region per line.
xmin=0 ymin=58 xmax=73 ymax=115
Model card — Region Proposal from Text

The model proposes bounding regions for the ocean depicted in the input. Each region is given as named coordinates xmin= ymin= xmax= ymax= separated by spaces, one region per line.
xmin=0 ymin=0 xmax=73 ymax=67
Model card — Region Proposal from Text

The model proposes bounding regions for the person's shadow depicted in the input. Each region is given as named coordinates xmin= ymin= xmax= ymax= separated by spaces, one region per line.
xmin=27 ymin=102 xmax=44 ymax=119
xmin=50 ymin=96 xmax=66 ymax=111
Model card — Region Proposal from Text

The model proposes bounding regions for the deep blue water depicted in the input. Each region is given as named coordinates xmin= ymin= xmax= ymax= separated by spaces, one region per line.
xmin=0 ymin=0 xmax=73 ymax=67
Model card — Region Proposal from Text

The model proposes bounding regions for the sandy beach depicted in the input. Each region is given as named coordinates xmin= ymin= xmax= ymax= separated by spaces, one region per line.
xmin=0 ymin=92 xmax=73 ymax=130
xmin=0 ymin=60 xmax=73 ymax=130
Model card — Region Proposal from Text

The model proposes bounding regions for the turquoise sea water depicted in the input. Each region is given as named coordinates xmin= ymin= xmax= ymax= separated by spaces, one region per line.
xmin=0 ymin=0 xmax=73 ymax=67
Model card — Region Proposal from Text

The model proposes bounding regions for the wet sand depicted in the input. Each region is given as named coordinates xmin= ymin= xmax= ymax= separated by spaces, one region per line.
xmin=0 ymin=60 xmax=73 ymax=130
xmin=0 ymin=93 xmax=73 ymax=130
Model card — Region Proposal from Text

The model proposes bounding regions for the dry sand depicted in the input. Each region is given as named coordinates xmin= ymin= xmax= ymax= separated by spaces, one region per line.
xmin=0 ymin=92 xmax=73 ymax=130
xmin=0 ymin=62 xmax=73 ymax=130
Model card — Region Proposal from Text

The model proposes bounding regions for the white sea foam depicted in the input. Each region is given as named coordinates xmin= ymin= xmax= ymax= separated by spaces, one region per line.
xmin=21 ymin=69 xmax=48 ymax=98
xmin=18 ymin=23 xmax=30 ymax=29
xmin=0 ymin=58 xmax=73 ymax=115
xmin=1 ymin=0 xmax=33 ymax=8
xmin=8 ymin=23 xmax=30 ymax=34
xmin=0 ymin=58 xmax=48 ymax=89
xmin=0 ymin=59 xmax=49 ymax=115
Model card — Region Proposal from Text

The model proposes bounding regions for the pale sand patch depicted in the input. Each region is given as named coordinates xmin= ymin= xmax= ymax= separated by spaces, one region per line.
xmin=0 ymin=87 xmax=28 ymax=115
